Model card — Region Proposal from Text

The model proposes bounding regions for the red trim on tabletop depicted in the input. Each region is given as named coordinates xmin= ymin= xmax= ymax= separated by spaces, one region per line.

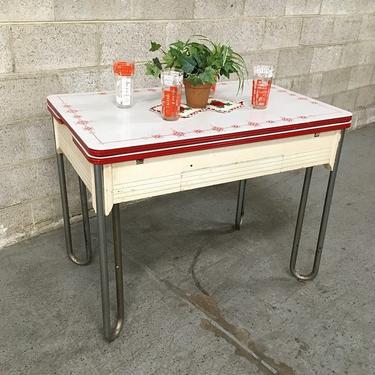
xmin=73 ymin=122 xmax=351 ymax=165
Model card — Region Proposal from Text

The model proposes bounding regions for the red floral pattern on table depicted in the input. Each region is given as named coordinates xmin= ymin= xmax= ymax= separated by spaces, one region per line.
xmin=172 ymin=130 xmax=185 ymax=137
xmin=281 ymin=117 xmax=293 ymax=122
xmin=212 ymin=126 xmax=224 ymax=132
xmin=77 ymin=119 xmax=89 ymax=125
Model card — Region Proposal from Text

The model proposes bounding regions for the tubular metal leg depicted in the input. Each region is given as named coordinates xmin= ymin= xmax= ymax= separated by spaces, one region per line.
xmin=94 ymin=165 xmax=124 ymax=341
xmin=234 ymin=180 xmax=247 ymax=230
xmin=290 ymin=130 xmax=346 ymax=281
xmin=56 ymin=153 xmax=92 ymax=265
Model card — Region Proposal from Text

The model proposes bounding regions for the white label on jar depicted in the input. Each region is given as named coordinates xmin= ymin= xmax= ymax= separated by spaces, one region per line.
xmin=163 ymin=75 xmax=174 ymax=87
xmin=117 ymin=77 xmax=132 ymax=106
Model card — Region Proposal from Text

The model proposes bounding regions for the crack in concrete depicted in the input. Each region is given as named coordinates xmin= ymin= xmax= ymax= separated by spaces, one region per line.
xmin=189 ymin=245 xmax=210 ymax=296
xmin=128 ymin=255 xmax=294 ymax=374
xmin=165 ymin=281 xmax=295 ymax=375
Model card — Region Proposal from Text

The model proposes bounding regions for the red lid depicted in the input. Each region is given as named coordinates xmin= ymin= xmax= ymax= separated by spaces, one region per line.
xmin=113 ymin=61 xmax=135 ymax=76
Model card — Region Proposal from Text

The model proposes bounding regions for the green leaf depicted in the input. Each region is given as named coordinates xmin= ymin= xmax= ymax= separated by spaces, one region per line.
xmin=145 ymin=61 xmax=161 ymax=77
xmin=152 ymin=57 xmax=163 ymax=70
xmin=181 ymin=56 xmax=196 ymax=74
xmin=149 ymin=41 xmax=161 ymax=52
xmin=198 ymin=67 xmax=216 ymax=84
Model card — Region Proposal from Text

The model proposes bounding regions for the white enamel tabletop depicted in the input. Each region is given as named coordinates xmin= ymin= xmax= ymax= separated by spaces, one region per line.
xmin=47 ymin=81 xmax=351 ymax=158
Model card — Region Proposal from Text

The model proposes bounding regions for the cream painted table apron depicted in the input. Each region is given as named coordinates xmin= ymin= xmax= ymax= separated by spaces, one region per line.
xmin=47 ymin=81 xmax=351 ymax=341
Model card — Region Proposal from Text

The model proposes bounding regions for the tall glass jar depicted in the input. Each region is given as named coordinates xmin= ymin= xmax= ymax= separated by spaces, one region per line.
xmin=161 ymin=69 xmax=183 ymax=121
xmin=113 ymin=61 xmax=135 ymax=108
xmin=251 ymin=65 xmax=274 ymax=109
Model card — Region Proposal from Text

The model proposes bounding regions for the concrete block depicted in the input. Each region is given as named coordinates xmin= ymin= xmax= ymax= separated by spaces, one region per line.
xmin=310 ymin=46 xmax=343 ymax=73
xmin=321 ymin=0 xmax=375 ymax=15
xmin=355 ymin=85 xmax=375 ymax=109
xmin=277 ymin=47 xmax=314 ymax=77
xmin=318 ymin=94 xmax=333 ymax=104
xmin=194 ymin=0 xmax=245 ymax=18
xmin=285 ymin=0 xmax=321 ymax=15
xmin=359 ymin=15 xmax=375 ymax=41
xmin=290 ymin=73 xmax=323 ymax=97
xmin=262 ymin=17 xmax=302 ymax=49
xmin=24 ymin=117 xmax=55 ymax=160
xmin=166 ymin=19 xmax=265 ymax=54
xmin=243 ymin=49 xmax=280 ymax=77
xmin=274 ymin=77 xmax=293 ymax=90
xmin=0 ymin=74 xmax=59 ymax=125
xmin=348 ymin=65 xmax=374 ymax=90
xmin=0 ymin=158 xmax=59 ymax=209
xmin=300 ymin=17 xmax=334 ymax=46
xmin=54 ymin=0 xmax=132 ymax=21
xmin=320 ymin=68 xmax=350 ymax=95
xmin=0 ymin=123 xmax=25 ymax=165
xmin=340 ymin=42 xmax=375 ymax=68
xmin=31 ymin=195 xmax=63 ymax=228
xmin=12 ymin=24 xmax=98 ymax=73
xmin=331 ymin=16 xmax=362 ymax=44
xmin=57 ymin=68 xmax=101 ymax=93
xmin=0 ymin=69 xmax=102 ymax=125
xmin=243 ymin=0 xmax=286 ymax=16
xmin=100 ymin=22 xmax=167 ymax=64
xmin=0 ymin=26 xmax=12 ymax=74
xmin=0 ymin=0 xmax=53 ymax=21
xmin=332 ymin=89 xmax=358 ymax=111
xmin=132 ymin=0 xmax=194 ymax=19
xmin=0 ymin=203 xmax=33 ymax=247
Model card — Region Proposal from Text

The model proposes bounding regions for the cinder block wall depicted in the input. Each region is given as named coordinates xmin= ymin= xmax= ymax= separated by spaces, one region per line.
xmin=1 ymin=0 xmax=374 ymax=247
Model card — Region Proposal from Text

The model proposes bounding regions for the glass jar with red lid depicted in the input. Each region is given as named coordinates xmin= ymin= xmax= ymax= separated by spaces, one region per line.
xmin=113 ymin=60 xmax=135 ymax=108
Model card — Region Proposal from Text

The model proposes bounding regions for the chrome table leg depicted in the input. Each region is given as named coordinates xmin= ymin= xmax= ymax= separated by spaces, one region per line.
xmin=234 ymin=180 xmax=247 ymax=230
xmin=290 ymin=130 xmax=346 ymax=281
xmin=56 ymin=153 xmax=92 ymax=265
xmin=94 ymin=165 xmax=124 ymax=341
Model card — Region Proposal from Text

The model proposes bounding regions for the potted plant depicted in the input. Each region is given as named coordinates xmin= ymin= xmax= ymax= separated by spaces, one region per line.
xmin=145 ymin=36 xmax=247 ymax=108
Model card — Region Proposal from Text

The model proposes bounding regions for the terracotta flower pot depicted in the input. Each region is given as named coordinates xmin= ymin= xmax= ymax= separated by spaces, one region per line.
xmin=184 ymin=80 xmax=211 ymax=108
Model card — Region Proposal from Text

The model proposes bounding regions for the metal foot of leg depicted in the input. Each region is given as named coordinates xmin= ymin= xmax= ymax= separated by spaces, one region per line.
xmin=56 ymin=153 xmax=92 ymax=265
xmin=95 ymin=165 xmax=124 ymax=341
xmin=290 ymin=130 xmax=345 ymax=281
xmin=234 ymin=180 xmax=247 ymax=230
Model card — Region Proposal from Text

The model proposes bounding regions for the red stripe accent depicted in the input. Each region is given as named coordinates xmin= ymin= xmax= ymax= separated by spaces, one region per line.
xmin=73 ymin=123 xmax=351 ymax=165
xmin=48 ymin=99 xmax=351 ymax=159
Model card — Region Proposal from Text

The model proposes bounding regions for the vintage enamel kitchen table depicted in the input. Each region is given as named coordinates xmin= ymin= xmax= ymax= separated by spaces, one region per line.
xmin=47 ymin=81 xmax=351 ymax=341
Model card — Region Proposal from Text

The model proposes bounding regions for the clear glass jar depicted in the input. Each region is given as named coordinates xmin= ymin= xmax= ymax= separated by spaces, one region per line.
xmin=113 ymin=61 xmax=135 ymax=108
xmin=161 ymin=69 xmax=183 ymax=121
xmin=251 ymin=65 xmax=274 ymax=109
